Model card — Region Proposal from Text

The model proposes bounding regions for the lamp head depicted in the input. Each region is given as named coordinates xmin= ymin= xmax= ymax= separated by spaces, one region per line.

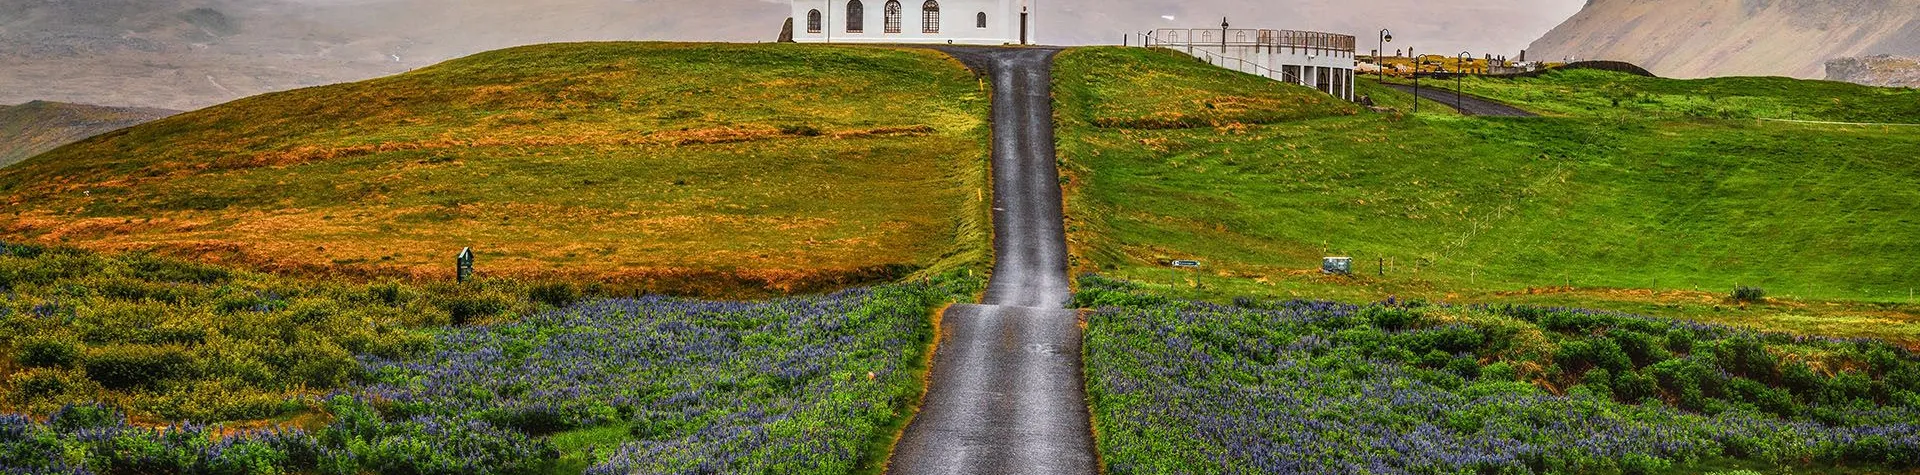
xmin=1383 ymin=31 xmax=1393 ymax=42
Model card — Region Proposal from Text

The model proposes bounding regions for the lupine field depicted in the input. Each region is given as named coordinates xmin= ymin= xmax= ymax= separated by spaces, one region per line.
xmin=2 ymin=240 xmax=975 ymax=474
xmin=1078 ymin=276 xmax=1920 ymax=474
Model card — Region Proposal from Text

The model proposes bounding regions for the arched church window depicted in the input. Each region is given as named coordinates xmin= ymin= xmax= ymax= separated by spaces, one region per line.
xmin=921 ymin=1 xmax=940 ymax=33
xmin=884 ymin=1 xmax=902 ymax=33
xmin=976 ymin=12 xmax=987 ymax=28
xmin=808 ymin=9 xmax=823 ymax=33
xmin=847 ymin=0 xmax=864 ymax=33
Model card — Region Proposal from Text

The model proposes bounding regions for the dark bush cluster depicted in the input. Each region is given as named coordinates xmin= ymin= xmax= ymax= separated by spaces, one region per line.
xmin=0 ymin=398 xmax=556 ymax=475
xmin=0 ymin=244 xmax=557 ymax=420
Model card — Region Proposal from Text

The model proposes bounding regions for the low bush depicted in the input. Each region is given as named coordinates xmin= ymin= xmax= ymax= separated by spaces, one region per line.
xmin=1731 ymin=286 xmax=1766 ymax=303
xmin=81 ymin=345 xmax=195 ymax=390
xmin=0 ymin=245 xmax=546 ymax=420
xmin=15 ymin=337 xmax=81 ymax=369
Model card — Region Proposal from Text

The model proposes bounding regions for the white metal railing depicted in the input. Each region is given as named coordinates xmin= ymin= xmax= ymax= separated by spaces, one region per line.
xmin=1141 ymin=28 xmax=1356 ymax=56
xmin=1188 ymin=48 xmax=1295 ymax=83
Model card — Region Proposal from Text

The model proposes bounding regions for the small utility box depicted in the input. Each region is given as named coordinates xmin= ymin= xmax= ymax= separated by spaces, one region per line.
xmin=1322 ymin=257 xmax=1353 ymax=275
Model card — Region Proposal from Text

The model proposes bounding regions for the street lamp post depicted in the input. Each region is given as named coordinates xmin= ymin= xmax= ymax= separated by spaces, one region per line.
xmin=1456 ymin=52 xmax=1470 ymax=111
xmin=1221 ymin=17 xmax=1230 ymax=55
xmin=1410 ymin=47 xmax=1418 ymax=114
xmin=1377 ymin=29 xmax=1392 ymax=82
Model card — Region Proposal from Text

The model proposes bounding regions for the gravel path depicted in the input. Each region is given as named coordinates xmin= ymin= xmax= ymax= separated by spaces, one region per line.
xmin=1385 ymin=83 xmax=1539 ymax=117
xmin=883 ymin=46 xmax=1096 ymax=475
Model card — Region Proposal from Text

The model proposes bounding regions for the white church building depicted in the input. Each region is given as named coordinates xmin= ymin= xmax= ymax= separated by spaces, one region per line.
xmin=789 ymin=0 xmax=1028 ymax=45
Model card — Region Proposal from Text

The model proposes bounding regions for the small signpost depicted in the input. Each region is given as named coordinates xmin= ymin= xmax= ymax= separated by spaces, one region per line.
xmin=1322 ymin=257 xmax=1353 ymax=275
xmin=456 ymin=247 xmax=474 ymax=283
xmin=1171 ymin=260 xmax=1202 ymax=289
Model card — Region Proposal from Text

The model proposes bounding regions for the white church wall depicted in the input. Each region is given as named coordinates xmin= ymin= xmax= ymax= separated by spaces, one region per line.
xmin=791 ymin=0 xmax=1023 ymax=45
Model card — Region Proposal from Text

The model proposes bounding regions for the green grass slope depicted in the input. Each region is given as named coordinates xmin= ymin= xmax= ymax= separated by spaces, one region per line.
xmin=0 ymin=43 xmax=992 ymax=297
xmin=1439 ymin=69 xmax=1920 ymax=123
xmin=1056 ymin=47 xmax=1920 ymax=342
xmin=0 ymin=101 xmax=177 ymax=167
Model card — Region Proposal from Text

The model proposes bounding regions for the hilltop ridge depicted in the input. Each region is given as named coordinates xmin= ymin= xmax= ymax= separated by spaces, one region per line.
xmin=0 ymin=42 xmax=991 ymax=296
xmin=0 ymin=101 xmax=178 ymax=167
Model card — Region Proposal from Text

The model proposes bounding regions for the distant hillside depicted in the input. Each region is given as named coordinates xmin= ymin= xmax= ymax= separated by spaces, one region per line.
xmin=1528 ymin=0 xmax=1920 ymax=79
xmin=0 ymin=43 xmax=991 ymax=296
xmin=0 ymin=101 xmax=177 ymax=167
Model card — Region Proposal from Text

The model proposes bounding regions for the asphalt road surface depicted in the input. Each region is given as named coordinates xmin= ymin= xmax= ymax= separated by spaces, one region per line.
xmin=883 ymin=47 xmax=1096 ymax=475
xmin=1384 ymin=83 xmax=1538 ymax=117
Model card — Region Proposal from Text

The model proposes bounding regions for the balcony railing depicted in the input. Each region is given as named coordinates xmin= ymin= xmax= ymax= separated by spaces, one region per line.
xmin=1144 ymin=28 xmax=1356 ymax=54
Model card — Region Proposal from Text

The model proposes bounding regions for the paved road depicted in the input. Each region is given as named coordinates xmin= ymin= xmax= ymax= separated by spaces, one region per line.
xmin=884 ymin=47 xmax=1095 ymax=475
xmin=1384 ymin=83 xmax=1538 ymax=117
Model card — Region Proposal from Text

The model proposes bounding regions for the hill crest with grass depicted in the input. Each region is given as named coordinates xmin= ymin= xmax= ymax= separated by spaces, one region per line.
xmin=0 ymin=42 xmax=991 ymax=297
xmin=0 ymin=101 xmax=177 ymax=168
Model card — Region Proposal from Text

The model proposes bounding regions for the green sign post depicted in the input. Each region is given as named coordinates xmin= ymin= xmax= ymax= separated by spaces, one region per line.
xmin=457 ymin=247 xmax=474 ymax=283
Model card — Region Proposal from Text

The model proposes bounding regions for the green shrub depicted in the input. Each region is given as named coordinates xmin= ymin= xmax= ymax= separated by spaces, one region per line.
xmin=47 ymin=403 xmax=121 ymax=432
xmin=366 ymin=282 xmax=408 ymax=306
xmin=1555 ymin=337 xmax=1632 ymax=374
xmin=1650 ymin=358 xmax=1726 ymax=411
xmin=528 ymin=282 xmax=581 ymax=308
xmin=125 ymin=254 xmax=232 ymax=284
xmin=83 ymin=345 xmax=195 ymax=390
xmin=1781 ymin=360 xmax=1824 ymax=401
xmin=1664 ymin=328 xmax=1695 ymax=354
xmin=1727 ymin=377 xmax=1798 ymax=418
xmin=8 ymin=368 xmax=82 ymax=400
xmin=432 ymin=292 xmax=510 ymax=325
xmin=1731 ymin=286 xmax=1766 ymax=303
xmin=1584 ymin=368 xmax=1615 ymax=388
xmin=1618 ymin=453 xmax=1672 ymax=475
xmin=1446 ymin=356 xmax=1482 ymax=380
xmin=1612 ymin=369 xmax=1660 ymax=403
xmin=1361 ymin=305 xmax=1419 ymax=331
xmin=1713 ymin=335 xmax=1777 ymax=380
xmin=1395 ymin=325 xmax=1484 ymax=355
xmin=1608 ymin=329 xmax=1671 ymax=367
xmin=16 ymin=337 xmax=82 ymax=369
xmin=1480 ymin=361 xmax=1517 ymax=382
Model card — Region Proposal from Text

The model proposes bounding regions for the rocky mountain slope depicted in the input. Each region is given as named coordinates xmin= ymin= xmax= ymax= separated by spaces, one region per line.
xmin=1827 ymin=55 xmax=1920 ymax=87
xmin=0 ymin=101 xmax=178 ymax=167
xmin=1527 ymin=0 xmax=1920 ymax=79
xmin=3 ymin=0 xmax=1579 ymax=111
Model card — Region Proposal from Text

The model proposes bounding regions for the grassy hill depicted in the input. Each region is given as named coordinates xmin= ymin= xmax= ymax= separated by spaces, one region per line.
xmin=0 ymin=101 xmax=176 ymax=167
xmin=1055 ymin=47 xmax=1920 ymax=343
xmin=0 ymin=43 xmax=991 ymax=297
xmin=1434 ymin=69 xmax=1920 ymax=123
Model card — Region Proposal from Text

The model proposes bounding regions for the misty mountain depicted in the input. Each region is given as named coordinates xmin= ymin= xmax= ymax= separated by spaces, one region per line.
xmin=0 ymin=101 xmax=179 ymax=167
xmin=1 ymin=0 xmax=1579 ymax=111
xmin=1527 ymin=0 xmax=1920 ymax=79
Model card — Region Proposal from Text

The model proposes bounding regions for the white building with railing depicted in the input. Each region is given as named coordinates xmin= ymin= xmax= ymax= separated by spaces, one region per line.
xmin=1141 ymin=28 xmax=1358 ymax=101
xmin=790 ymin=0 xmax=1028 ymax=45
